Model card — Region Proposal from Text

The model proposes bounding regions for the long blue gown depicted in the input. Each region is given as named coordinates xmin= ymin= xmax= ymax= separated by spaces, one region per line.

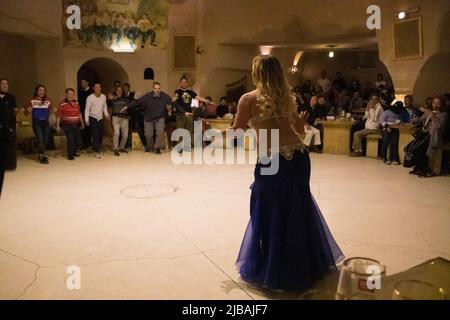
xmin=236 ymin=148 xmax=345 ymax=291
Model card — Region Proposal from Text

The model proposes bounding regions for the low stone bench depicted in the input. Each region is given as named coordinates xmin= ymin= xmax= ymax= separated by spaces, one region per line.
xmin=429 ymin=142 xmax=450 ymax=175
xmin=366 ymin=133 xmax=382 ymax=159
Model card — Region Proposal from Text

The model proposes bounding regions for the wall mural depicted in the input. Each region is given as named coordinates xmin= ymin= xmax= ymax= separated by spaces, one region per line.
xmin=62 ymin=0 xmax=169 ymax=50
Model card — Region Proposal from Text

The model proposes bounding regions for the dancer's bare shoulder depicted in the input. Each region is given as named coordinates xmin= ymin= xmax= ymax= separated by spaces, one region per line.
xmin=241 ymin=90 xmax=258 ymax=103
xmin=232 ymin=90 xmax=258 ymax=130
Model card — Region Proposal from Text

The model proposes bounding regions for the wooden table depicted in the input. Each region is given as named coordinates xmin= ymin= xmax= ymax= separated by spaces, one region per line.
xmin=317 ymin=120 xmax=354 ymax=155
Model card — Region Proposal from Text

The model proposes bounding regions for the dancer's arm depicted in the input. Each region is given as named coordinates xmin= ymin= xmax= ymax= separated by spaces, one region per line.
xmin=291 ymin=111 xmax=308 ymax=135
xmin=230 ymin=93 xmax=251 ymax=131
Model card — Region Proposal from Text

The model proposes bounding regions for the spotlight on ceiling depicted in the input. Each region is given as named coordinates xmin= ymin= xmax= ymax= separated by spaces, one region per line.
xmin=291 ymin=65 xmax=299 ymax=74
xmin=396 ymin=7 xmax=420 ymax=20
xmin=259 ymin=46 xmax=274 ymax=56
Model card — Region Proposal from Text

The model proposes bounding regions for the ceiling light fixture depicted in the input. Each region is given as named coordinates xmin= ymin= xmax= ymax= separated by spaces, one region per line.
xmin=327 ymin=45 xmax=335 ymax=58
xmin=396 ymin=7 xmax=420 ymax=20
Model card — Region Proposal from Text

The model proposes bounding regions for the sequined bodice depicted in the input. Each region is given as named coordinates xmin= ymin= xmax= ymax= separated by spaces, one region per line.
xmin=248 ymin=114 xmax=307 ymax=160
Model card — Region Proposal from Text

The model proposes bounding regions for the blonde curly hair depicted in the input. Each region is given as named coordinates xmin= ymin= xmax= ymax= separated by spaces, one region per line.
xmin=251 ymin=55 xmax=297 ymax=124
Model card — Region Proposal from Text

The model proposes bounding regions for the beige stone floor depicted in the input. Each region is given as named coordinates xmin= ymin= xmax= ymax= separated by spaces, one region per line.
xmin=0 ymin=149 xmax=449 ymax=300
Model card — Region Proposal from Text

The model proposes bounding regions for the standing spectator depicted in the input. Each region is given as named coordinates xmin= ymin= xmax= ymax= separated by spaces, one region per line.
xmin=375 ymin=73 xmax=387 ymax=90
xmin=332 ymin=72 xmax=347 ymax=92
xmin=78 ymin=79 xmax=93 ymax=149
xmin=301 ymin=79 xmax=314 ymax=102
xmin=362 ymin=81 xmax=376 ymax=102
xmin=379 ymin=101 xmax=410 ymax=165
xmin=27 ymin=85 xmax=52 ymax=164
xmin=122 ymin=82 xmax=174 ymax=155
xmin=307 ymin=95 xmax=328 ymax=152
xmin=56 ymin=88 xmax=85 ymax=160
xmin=350 ymin=96 xmax=384 ymax=157
xmin=216 ymin=97 xmax=229 ymax=118
xmin=316 ymin=71 xmax=331 ymax=95
xmin=107 ymin=86 xmax=130 ymax=156
xmin=85 ymin=83 xmax=110 ymax=159
xmin=0 ymin=79 xmax=17 ymax=197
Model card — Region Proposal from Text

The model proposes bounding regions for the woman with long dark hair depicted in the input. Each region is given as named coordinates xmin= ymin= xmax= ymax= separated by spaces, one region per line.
xmin=229 ymin=56 xmax=344 ymax=291
xmin=27 ymin=85 xmax=52 ymax=164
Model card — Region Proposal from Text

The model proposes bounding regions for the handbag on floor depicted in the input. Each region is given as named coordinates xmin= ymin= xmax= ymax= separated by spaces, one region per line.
xmin=403 ymin=131 xmax=430 ymax=168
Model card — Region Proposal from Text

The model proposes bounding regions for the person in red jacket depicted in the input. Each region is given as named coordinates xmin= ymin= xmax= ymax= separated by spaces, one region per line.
xmin=56 ymin=88 xmax=85 ymax=160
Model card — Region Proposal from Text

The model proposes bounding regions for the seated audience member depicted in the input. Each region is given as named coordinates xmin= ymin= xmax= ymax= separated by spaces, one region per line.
xmin=228 ymin=101 xmax=238 ymax=116
xmin=424 ymin=97 xmax=433 ymax=111
xmin=407 ymin=96 xmax=448 ymax=177
xmin=317 ymin=95 xmax=329 ymax=115
xmin=204 ymin=96 xmax=217 ymax=119
xmin=380 ymin=101 xmax=410 ymax=165
xmin=294 ymin=87 xmax=306 ymax=111
xmin=306 ymin=95 xmax=328 ymax=152
xmin=350 ymin=91 xmax=364 ymax=112
xmin=194 ymin=97 xmax=216 ymax=120
xmin=350 ymin=96 xmax=384 ymax=157
xmin=404 ymin=95 xmax=423 ymax=123
xmin=222 ymin=101 xmax=237 ymax=120
xmin=216 ymin=97 xmax=229 ymax=118
xmin=443 ymin=93 xmax=450 ymax=143
xmin=329 ymin=91 xmax=350 ymax=117
xmin=303 ymin=96 xmax=322 ymax=153
xmin=349 ymin=78 xmax=361 ymax=95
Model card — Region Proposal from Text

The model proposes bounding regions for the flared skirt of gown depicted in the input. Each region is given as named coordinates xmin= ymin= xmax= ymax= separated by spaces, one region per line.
xmin=236 ymin=150 xmax=345 ymax=290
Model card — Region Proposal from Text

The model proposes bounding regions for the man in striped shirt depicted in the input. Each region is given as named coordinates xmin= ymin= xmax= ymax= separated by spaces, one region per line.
xmin=57 ymin=88 xmax=85 ymax=160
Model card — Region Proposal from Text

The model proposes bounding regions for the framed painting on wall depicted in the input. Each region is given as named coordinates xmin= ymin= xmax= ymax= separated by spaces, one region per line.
xmin=172 ymin=34 xmax=197 ymax=70
xmin=61 ymin=0 xmax=169 ymax=51
xmin=394 ymin=17 xmax=423 ymax=60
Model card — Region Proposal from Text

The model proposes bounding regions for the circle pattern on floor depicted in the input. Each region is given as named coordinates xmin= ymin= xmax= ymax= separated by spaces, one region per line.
xmin=120 ymin=184 xmax=178 ymax=199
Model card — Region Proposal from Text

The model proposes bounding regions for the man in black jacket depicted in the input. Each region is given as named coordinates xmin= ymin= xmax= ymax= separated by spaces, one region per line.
xmin=121 ymin=82 xmax=175 ymax=154
xmin=0 ymin=79 xmax=17 ymax=197
xmin=78 ymin=79 xmax=93 ymax=149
